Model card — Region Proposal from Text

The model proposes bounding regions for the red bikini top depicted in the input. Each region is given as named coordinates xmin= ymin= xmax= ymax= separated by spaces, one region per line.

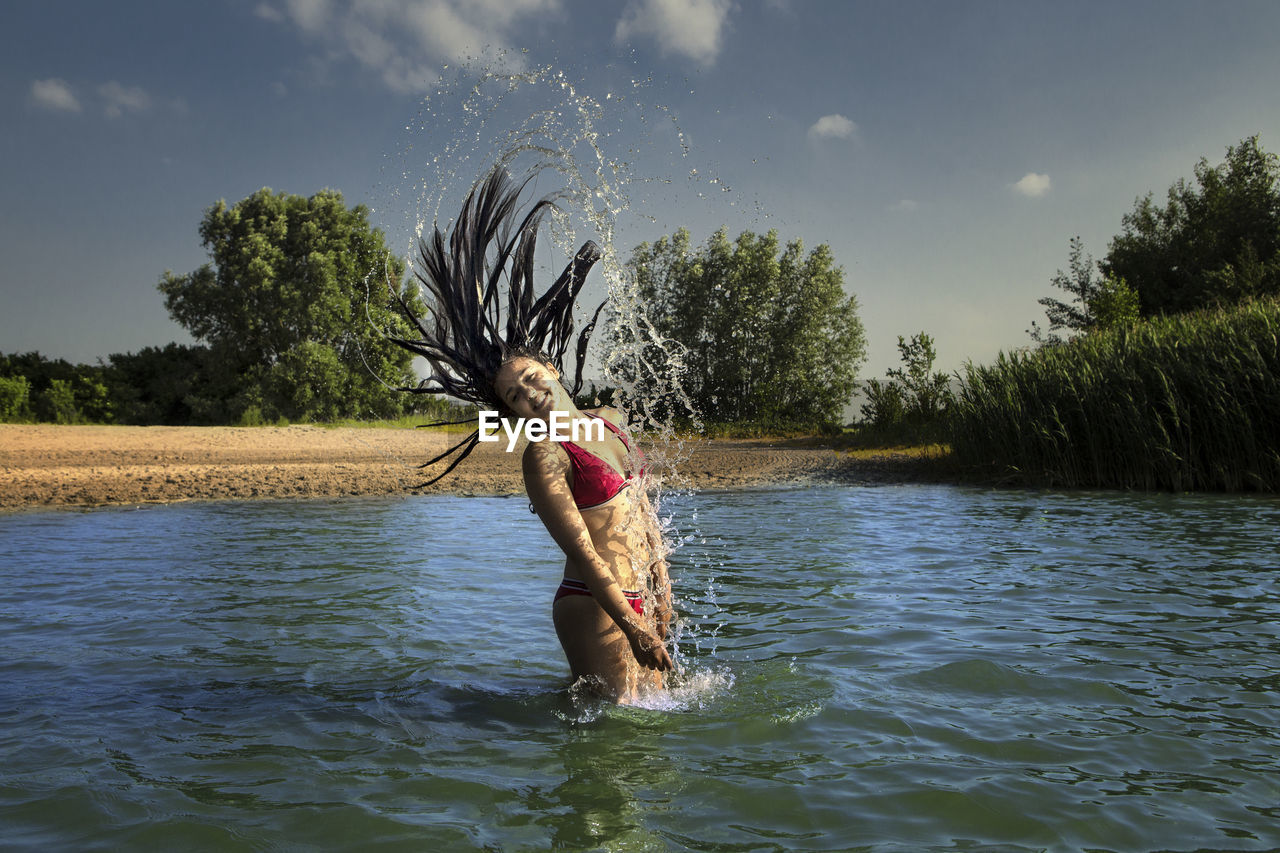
xmin=561 ymin=413 xmax=643 ymax=509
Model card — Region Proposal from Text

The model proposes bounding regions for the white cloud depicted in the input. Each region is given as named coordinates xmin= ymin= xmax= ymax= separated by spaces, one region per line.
xmin=615 ymin=0 xmax=732 ymax=65
xmin=466 ymin=0 xmax=560 ymax=28
xmin=1012 ymin=172 xmax=1052 ymax=198
xmin=33 ymin=77 xmax=177 ymax=119
xmin=890 ymin=199 xmax=918 ymax=213
xmin=402 ymin=1 xmax=488 ymax=63
xmin=99 ymin=81 xmax=152 ymax=118
xmin=261 ymin=0 xmax=557 ymax=95
xmin=342 ymin=18 xmax=397 ymax=68
xmin=284 ymin=0 xmax=331 ymax=33
xmin=253 ymin=2 xmax=285 ymax=22
xmin=807 ymin=113 xmax=856 ymax=140
xmin=31 ymin=78 xmax=81 ymax=113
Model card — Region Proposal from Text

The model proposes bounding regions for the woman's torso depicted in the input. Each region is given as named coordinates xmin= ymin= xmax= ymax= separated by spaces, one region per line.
xmin=564 ymin=487 xmax=652 ymax=589
xmin=559 ymin=411 xmax=652 ymax=589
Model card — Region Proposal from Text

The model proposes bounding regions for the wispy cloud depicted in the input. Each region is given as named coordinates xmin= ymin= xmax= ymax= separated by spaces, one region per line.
xmin=890 ymin=199 xmax=919 ymax=213
xmin=31 ymin=78 xmax=81 ymax=113
xmin=32 ymin=78 xmax=164 ymax=118
xmin=615 ymin=0 xmax=732 ymax=65
xmin=253 ymin=2 xmax=284 ymax=23
xmin=282 ymin=0 xmax=329 ymax=32
xmin=99 ymin=81 xmax=152 ymax=118
xmin=1012 ymin=172 xmax=1052 ymax=198
xmin=807 ymin=113 xmax=856 ymax=140
xmin=258 ymin=0 xmax=559 ymax=94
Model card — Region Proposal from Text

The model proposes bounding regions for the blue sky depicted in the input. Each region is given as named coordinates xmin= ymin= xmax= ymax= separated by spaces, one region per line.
xmin=4 ymin=0 xmax=1280 ymax=383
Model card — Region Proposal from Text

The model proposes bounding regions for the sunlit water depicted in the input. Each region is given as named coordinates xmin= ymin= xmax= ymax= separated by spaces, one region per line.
xmin=3 ymin=485 xmax=1280 ymax=851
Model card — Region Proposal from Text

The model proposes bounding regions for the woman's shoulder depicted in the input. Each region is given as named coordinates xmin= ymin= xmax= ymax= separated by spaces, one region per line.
xmin=523 ymin=434 xmax=566 ymax=460
xmin=521 ymin=429 xmax=572 ymax=500
xmin=583 ymin=405 xmax=626 ymax=426
xmin=522 ymin=434 xmax=568 ymax=474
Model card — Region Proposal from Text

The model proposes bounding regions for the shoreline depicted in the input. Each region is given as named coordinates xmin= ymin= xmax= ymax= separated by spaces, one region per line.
xmin=0 ymin=424 xmax=946 ymax=511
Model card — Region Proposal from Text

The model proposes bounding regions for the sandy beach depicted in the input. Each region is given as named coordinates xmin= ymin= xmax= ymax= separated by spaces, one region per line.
xmin=0 ymin=424 xmax=940 ymax=510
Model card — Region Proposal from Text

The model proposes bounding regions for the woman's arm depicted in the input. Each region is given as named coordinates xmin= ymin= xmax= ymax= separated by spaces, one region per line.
xmin=523 ymin=444 xmax=673 ymax=672
xmin=649 ymin=557 xmax=673 ymax=640
xmin=636 ymin=486 xmax=674 ymax=639
xmin=597 ymin=406 xmax=674 ymax=635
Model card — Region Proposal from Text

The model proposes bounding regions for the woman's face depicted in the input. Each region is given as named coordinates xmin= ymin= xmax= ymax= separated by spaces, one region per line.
xmin=493 ymin=356 xmax=566 ymax=421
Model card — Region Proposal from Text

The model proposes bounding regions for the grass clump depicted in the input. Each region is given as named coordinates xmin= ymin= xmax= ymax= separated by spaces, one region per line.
xmin=949 ymin=297 xmax=1280 ymax=490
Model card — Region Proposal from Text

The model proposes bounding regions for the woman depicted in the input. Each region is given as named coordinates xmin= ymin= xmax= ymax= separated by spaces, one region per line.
xmin=388 ymin=167 xmax=674 ymax=700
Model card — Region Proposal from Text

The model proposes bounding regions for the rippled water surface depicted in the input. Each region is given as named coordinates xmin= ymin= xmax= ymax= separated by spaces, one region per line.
xmin=3 ymin=485 xmax=1279 ymax=851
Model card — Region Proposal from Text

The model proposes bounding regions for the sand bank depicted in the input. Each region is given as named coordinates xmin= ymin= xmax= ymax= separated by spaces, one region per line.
xmin=0 ymin=424 xmax=938 ymax=510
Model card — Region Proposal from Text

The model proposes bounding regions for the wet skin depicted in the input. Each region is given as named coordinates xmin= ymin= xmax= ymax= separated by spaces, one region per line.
xmin=494 ymin=357 xmax=673 ymax=700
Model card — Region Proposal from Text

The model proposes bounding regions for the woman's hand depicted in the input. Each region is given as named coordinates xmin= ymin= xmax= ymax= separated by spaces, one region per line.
xmin=627 ymin=624 xmax=674 ymax=672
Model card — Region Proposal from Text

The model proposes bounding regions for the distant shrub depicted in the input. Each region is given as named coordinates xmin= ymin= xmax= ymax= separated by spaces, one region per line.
xmin=39 ymin=379 xmax=79 ymax=424
xmin=859 ymin=378 xmax=906 ymax=429
xmin=238 ymin=405 xmax=267 ymax=427
xmin=0 ymin=375 xmax=31 ymax=422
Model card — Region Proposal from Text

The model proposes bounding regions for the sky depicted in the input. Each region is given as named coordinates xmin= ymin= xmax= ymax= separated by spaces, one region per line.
xmin=4 ymin=0 xmax=1280 ymax=384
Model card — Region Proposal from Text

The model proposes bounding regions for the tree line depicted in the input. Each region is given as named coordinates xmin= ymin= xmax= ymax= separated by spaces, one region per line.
xmin=4 ymin=134 xmax=1275 ymax=446
xmin=2 ymin=187 xmax=872 ymax=430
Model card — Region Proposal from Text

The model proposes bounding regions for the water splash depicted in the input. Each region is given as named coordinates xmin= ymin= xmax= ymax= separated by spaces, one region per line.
xmin=629 ymin=665 xmax=736 ymax=713
xmin=382 ymin=64 xmax=719 ymax=453
xmin=555 ymin=665 xmax=737 ymax=723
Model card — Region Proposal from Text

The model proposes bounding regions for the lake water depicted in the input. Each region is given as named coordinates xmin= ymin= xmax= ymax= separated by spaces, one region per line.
xmin=2 ymin=485 xmax=1279 ymax=851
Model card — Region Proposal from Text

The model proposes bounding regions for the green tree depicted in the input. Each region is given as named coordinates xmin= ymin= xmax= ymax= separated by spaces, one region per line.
xmin=861 ymin=332 xmax=952 ymax=429
xmin=886 ymin=332 xmax=952 ymax=422
xmin=0 ymin=375 xmax=31 ymax=422
xmin=1 ymin=351 xmax=112 ymax=423
xmin=72 ymin=370 xmax=113 ymax=423
xmin=858 ymin=378 xmax=905 ymax=429
xmin=1031 ymin=237 xmax=1141 ymax=344
xmin=1089 ymin=275 xmax=1140 ymax=332
xmin=1030 ymin=237 xmax=1101 ymax=345
xmin=158 ymin=188 xmax=424 ymax=422
xmin=40 ymin=379 xmax=78 ymax=424
xmin=106 ymin=343 xmax=213 ymax=424
xmin=622 ymin=227 xmax=867 ymax=427
xmin=2 ymin=351 xmax=75 ymax=400
xmin=1102 ymin=134 xmax=1280 ymax=316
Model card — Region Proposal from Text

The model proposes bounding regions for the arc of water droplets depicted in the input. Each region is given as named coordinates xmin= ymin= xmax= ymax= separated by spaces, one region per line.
xmin=385 ymin=64 xmax=714 ymax=484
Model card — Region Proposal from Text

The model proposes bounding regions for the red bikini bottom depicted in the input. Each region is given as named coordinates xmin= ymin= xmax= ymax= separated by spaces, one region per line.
xmin=553 ymin=577 xmax=644 ymax=615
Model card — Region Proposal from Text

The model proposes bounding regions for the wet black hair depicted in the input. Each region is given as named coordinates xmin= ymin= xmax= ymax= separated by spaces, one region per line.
xmin=387 ymin=167 xmax=604 ymax=485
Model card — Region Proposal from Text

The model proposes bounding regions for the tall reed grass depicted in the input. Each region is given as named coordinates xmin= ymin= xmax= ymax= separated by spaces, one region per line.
xmin=950 ymin=297 xmax=1280 ymax=490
